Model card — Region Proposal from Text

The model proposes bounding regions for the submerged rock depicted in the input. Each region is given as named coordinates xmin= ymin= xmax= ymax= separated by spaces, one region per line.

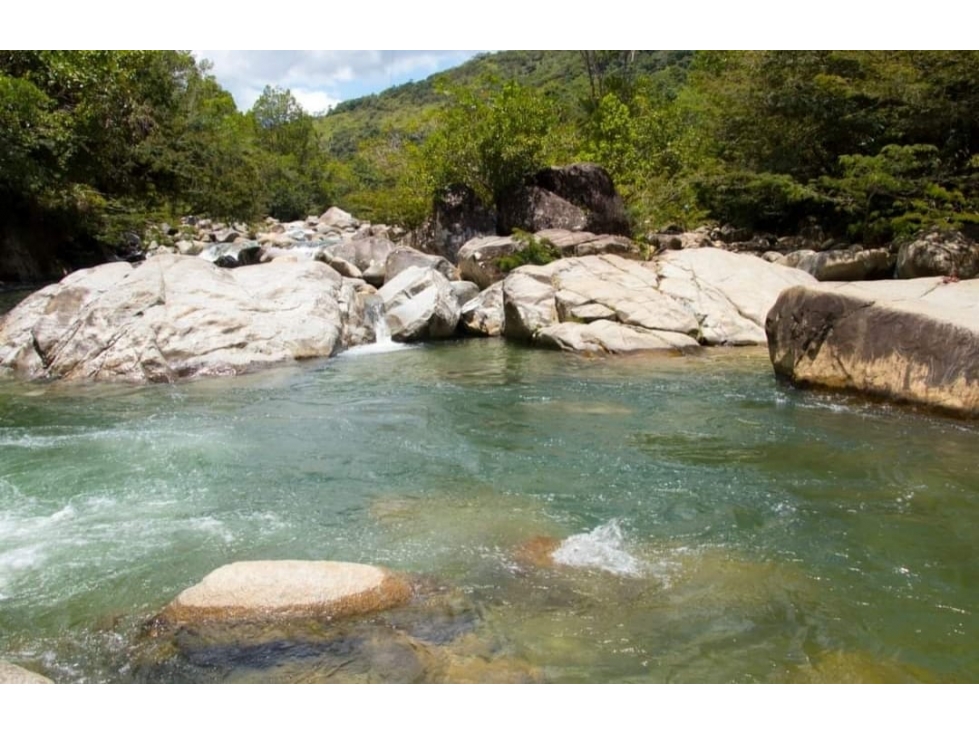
xmin=0 ymin=660 xmax=53 ymax=684
xmin=781 ymin=649 xmax=943 ymax=684
xmin=0 ymin=255 xmax=346 ymax=383
xmin=766 ymin=279 xmax=979 ymax=416
xmin=158 ymin=560 xmax=412 ymax=627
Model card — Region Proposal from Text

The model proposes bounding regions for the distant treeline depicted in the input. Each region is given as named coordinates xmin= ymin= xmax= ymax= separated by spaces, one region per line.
xmin=320 ymin=50 xmax=979 ymax=242
xmin=1 ymin=50 xmax=330 ymax=267
xmin=3 ymin=51 xmax=979 ymax=277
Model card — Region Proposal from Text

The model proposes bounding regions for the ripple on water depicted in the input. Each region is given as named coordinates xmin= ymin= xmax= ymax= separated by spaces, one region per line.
xmin=2 ymin=340 xmax=979 ymax=682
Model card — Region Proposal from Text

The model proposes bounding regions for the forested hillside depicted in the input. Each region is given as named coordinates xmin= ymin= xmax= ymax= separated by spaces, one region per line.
xmin=322 ymin=50 xmax=979 ymax=242
xmin=3 ymin=50 xmax=979 ymax=282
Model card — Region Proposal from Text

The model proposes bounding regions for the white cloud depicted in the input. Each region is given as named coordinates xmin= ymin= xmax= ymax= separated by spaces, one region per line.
xmin=291 ymin=89 xmax=343 ymax=115
xmin=194 ymin=50 xmax=482 ymax=113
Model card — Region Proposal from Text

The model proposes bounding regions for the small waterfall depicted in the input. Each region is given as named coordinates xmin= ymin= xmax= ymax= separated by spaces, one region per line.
xmin=369 ymin=298 xmax=393 ymax=346
xmin=341 ymin=297 xmax=412 ymax=357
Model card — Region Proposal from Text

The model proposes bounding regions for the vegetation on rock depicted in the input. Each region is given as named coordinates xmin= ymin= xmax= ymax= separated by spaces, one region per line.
xmin=497 ymin=231 xmax=561 ymax=272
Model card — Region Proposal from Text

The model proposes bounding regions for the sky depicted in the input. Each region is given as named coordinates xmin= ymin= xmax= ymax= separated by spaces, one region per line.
xmin=193 ymin=50 xmax=484 ymax=114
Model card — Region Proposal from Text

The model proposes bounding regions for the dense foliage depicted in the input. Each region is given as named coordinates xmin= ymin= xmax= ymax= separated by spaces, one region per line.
xmin=3 ymin=50 xmax=979 ymax=280
xmin=322 ymin=50 xmax=979 ymax=242
xmin=0 ymin=51 xmax=330 ymax=267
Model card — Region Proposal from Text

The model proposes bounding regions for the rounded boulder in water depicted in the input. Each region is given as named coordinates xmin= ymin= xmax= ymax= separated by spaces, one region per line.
xmin=0 ymin=660 xmax=53 ymax=684
xmin=157 ymin=560 xmax=412 ymax=627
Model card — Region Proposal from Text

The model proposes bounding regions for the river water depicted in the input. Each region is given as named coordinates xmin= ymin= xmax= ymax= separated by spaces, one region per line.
xmin=1 ymin=338 xmax=977 ymax=682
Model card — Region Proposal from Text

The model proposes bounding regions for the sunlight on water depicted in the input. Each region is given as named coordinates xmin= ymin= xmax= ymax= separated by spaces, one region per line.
xmin=551 ymin=520 xmax=646 ymax=577
xmin=1 ymin=340 xmax=978 ymax=682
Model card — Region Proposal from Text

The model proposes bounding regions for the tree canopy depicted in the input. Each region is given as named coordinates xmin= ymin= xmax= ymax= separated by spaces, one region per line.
xmin=0 ymin=51 xmax=332 ymax=270
xmin=3 ymin=50 xmax=979 ymax=281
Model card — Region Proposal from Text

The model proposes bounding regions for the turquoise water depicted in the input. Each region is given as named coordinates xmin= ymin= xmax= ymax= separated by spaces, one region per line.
xmin=1 ymin=340 xmax=977 ymax=682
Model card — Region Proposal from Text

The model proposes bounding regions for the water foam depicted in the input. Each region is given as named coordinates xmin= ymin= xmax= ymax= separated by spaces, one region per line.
xmin=341 ymin=299 xmax=414 ymax=357
xmin=551 ymin=519 xmax=646 ymax=577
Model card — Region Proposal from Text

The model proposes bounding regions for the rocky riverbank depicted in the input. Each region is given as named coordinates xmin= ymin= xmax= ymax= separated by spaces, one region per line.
xmin=4 ymin=194 xmax=979 ymax=417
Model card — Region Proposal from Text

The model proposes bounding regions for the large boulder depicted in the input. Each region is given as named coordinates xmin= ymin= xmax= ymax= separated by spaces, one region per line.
xmin=0 ymin=661 xmax=53 ymax=684
xmin=384 ymin=247 xmax=456 ymax=283
xmin=411 ymin=184 xmax=497 ymax=262
xmin=320 ymin=237 xmax=395 ymax=282
xmin=0 ymin=255 xmax=347 ymax=383
xmin=502 ymin=270 xmax=560 ymax=342
xmin=449 ymin=280 xmax=480 ymax=308
xmin=497 ymin=163 xmax=630 ymax=237
xmin=502 ymin=249 xmax=815 ymax=353
xmin=378 ymin=266 xmax=461 ymax=341
xmin=896 ymin=230 xmax=979 ymax=279
xmin=781 ymin=247 xmax=895 ymax=281
xmin=766 ymin=279 xmax=979 ymax=416
xmin=318 ymin=206 xmax=360 ymax=230
xmin=656 ymin=248 xmax=817 ymax=344
xmin=497 ymin=187 xmax=589 ymax=235
xmin=533 ymin=164 xmax=630 ymax=236
xmin=460 ymin=282 xmax=505 ymax=337
xmin=457 ymin=236 xmax=523 ymax=290
xmin=157 ymin=561 xmax=412 ymax=626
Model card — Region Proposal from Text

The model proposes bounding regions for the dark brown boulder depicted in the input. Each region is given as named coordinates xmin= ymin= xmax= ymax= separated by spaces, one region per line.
xmin=497 ymin=186 xmax=589 ymax=235
xmin=497 ymin=163 xmax=630 ymax=237
xmin=896 ymin=229 xmax=979 ymax=279
xmin=404 ymin=184 xmax=496 ymax=263
xmin=531 ymin=164 xmax=630 ymax=236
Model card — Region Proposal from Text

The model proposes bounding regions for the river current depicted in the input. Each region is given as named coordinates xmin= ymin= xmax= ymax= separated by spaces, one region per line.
xmin=1 ymin=338 xmax=977 ymax=682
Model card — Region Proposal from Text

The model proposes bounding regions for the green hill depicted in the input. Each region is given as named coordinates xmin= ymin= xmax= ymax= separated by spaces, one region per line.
xmin=318 ymin=51 xmax=979 ymax=243
xmin=316 ymin=50 xmax=693 ymax=158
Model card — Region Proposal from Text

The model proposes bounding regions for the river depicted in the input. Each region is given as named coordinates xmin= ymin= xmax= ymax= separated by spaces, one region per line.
xmin=1 ymin=338 xmax=977 ymax=682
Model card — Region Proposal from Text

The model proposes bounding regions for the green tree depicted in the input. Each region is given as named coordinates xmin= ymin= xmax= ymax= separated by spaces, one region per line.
xmin=248 ymin=85 xmax=329 ymax=220
xmin=423 ymin=78 xmax=559 ymax=206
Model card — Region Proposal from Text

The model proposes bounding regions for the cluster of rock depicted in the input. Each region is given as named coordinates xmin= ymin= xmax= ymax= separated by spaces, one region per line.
xmin=496 ymin=249 xmax=814 ymax=354
xmin=3 ymin=157 xmax=979 ymax=416
xmin=643 ymin=223 xmax=979 ymax=285
xmin=407 ymin=163 xmax=631 ymax=261
xmin=2 ymin=203 xmax=825 ymax=382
